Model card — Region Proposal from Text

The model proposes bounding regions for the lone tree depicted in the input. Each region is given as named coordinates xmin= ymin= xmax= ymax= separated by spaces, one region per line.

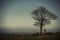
xmin=31 ymin=6 xmax=57 ymax=35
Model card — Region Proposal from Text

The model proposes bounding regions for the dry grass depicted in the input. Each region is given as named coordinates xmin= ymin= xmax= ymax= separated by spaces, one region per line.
xmin=0 ymin=32 xmax=60 ymax=40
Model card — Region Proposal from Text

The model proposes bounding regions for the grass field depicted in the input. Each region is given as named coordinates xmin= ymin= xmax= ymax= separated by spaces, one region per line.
xmin=0 ymin=32 xmax=60 ymax=40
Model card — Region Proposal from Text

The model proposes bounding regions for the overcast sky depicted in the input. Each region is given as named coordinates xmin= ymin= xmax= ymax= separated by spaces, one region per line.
xmin=0 ymin=0 xmax=60 ymax=33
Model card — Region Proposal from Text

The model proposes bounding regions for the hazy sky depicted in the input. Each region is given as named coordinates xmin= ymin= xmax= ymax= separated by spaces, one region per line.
xmin=0 ymin=0 xmax=60 ymax=33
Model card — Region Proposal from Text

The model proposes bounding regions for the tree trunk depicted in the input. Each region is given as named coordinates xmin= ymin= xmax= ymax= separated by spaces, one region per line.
xmin=40 ymin=23 xmax=43 ymax=35
xmin=40 ymin=20 xmax=43 ymax=35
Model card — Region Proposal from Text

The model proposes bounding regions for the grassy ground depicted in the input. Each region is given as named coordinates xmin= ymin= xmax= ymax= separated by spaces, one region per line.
xmin=0 ymin=32 xmax=60 ymax=40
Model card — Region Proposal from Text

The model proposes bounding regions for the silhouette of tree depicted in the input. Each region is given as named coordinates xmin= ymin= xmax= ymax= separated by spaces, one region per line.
xmin=31 ymin=6 xmax=57 ymax=35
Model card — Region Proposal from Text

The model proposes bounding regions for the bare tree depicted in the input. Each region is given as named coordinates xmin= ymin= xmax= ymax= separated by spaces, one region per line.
xmin=31 ymin=6 xmax=57 ymax=35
